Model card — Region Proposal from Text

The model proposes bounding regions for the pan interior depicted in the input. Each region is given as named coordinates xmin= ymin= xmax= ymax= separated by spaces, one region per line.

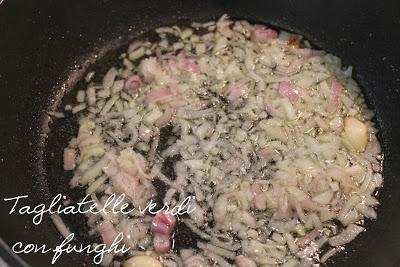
xmin=41 ymin=20 xmax=384 ymax=267
xmin=1 ymin=1 xmax=399 ymax=267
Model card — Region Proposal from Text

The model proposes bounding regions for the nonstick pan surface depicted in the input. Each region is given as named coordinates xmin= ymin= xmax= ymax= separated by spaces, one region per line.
xmin=1 ymin=0 xmax=400 ymax=266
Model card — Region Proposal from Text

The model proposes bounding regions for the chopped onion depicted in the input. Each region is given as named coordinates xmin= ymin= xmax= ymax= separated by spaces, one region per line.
xmin=103 ymin=67 xmax=118 ymax=90
xmin=329 ymin=224 xmax=364 ymax=247
xmin=63 ymin=15 xmax=382 ymax=267
xmin=50 ymin=214 xmax=71 ymax=239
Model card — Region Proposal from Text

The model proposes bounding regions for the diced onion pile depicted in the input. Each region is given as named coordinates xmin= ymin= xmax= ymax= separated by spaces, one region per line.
xmin=63 ymin=15 xmax=383 ymax=266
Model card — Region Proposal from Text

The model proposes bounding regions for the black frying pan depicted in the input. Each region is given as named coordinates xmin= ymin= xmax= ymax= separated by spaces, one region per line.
xmin=1 ymin=0 xmax=400 ymax=266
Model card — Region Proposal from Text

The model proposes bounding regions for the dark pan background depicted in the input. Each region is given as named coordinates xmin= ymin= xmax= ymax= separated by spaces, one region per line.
xmin=0 ymin=0 xmax=400 ymax=266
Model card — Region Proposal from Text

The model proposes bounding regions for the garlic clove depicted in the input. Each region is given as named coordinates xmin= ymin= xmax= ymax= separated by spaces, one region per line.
xmin=122 ymin=255 xmax=163 ymax=267
xmin=344 ymin=117 xmax=368 ymax=152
